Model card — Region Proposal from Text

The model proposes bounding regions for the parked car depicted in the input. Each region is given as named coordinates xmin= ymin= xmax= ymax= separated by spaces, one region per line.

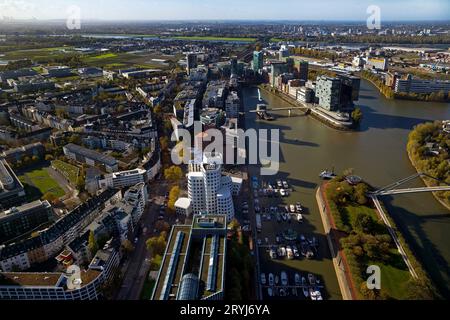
xmin=260 ymin=273 xmax=266 ymax=285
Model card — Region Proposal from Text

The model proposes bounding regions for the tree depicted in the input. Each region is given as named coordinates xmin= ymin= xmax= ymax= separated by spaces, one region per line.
xmin=42 ymin=192 xmax=57 ymax=203
xmin=228 ymin=219 xmax=240 ymax=231
xmin=167 ymin=186 xmax=180 ymax=211
xmin=353 ymin=212 xmax=377 ymax=234
xmin=155 ymin=220 xmax=170 ymax=233
xmin=164 ymin=165 xmax=183 ymax=181
xmin=351 ymin=108 xmax=363 ymax=124
xmin=146 ymin=231 xmax=167 ymax=256
xmin=88 ymin=230 xmax=98 ymax=256
xmin=354 ymin=183 xmax=369 ymax=205
xmin=45 ymin=154 xmax=54 ymax=161
xmin=149 ymin=254 xmax=163 ymax=271
xmin=121 ymin=239 xmax=135 ymax=253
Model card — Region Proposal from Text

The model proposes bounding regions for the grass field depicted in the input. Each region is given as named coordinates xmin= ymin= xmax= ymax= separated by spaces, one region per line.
xmin=52 ymin=160 xmax=79 ymax=185
xmin=19 ymin=167 xmax=65 ymax=199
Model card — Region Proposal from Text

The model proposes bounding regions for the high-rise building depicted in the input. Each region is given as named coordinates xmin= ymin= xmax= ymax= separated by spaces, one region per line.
xmin=230 ymin=56 xmax=238 ymax=75
xmin=186 ymin=153 xmax=239 ymax=220
xmin=253 ymin=51 xmax=264 ymax=72
xmin=315 ymin=75 xmax=360 ymax=112
xmin=298 ymin=60 xmax=309 ymax=81
xmin=186 ymin=53 xmax=198 ymax=75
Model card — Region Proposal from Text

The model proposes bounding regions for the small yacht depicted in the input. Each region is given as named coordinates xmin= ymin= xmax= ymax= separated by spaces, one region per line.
xmin=302 ymin=277 xmax=309 ymax=298
xmin=319 ymin=169 xmax=337 ymax=180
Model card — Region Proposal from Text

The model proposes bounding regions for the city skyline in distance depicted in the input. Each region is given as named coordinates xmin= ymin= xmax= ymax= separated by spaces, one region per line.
xmin=0 ymin=0 xmax=449 ymax=22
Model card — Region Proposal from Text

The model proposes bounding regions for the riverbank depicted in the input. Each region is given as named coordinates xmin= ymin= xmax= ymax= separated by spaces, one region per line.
xmin=316 ymin=179 xmax=437 ymax=299
xmin=407 ymin=150 xmax=450 ymax=211
xmin=258 ymin=84 xmax=354 ymax=131
xmin=359 ymin=70 xmax=450 ymax=103
xmin=315 ymin=186 xmax=357 ymax=300
xmin=406 ymin=121 xmax=450 ymax=211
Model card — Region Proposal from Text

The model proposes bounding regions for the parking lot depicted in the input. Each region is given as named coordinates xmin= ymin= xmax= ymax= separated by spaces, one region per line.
xmin=249 ymin=175 xmax=331 ymax=300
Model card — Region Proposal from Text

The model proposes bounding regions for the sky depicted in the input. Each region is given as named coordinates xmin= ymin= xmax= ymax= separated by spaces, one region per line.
xmin=0 ymin=0 xmax=449 ymax=21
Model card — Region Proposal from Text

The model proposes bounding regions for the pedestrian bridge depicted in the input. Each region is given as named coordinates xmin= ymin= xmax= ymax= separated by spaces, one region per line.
xmin=370 ymin=172 xmax=450 ymax=196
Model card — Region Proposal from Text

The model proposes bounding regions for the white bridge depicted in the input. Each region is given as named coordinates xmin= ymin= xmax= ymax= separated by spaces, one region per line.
xmin=370 ymin=173 xmax=450 ymax=196
xmin=368 ymin=172 xmax=449 ymax=279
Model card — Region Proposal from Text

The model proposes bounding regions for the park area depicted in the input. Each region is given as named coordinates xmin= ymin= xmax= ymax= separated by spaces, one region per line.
xmin=324 ymin=177 xmax=436 ymax=300
xmin=51 ymin=160 xmax=80 ymax=185
xmin=18 ymin=166 xmax=65 ymax=201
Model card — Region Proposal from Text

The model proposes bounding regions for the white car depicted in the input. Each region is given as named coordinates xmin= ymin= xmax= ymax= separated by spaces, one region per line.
xmin=260 ymin=273 xmax=266 ymax=285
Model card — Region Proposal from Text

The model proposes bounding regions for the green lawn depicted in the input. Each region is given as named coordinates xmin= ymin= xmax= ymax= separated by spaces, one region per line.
xmin=19 ymin=167 xmax=65 ymax=199
xmin=369 ymin=255 xmax=411 ymax=299
xmin=51 ymin=160 xmax=79 ymax=185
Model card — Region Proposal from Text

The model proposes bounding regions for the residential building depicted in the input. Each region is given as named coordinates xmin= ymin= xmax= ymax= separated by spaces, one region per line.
xmin=0 ymin=200 xmax=53 ymax=243
xmin=186 ymin=53 xmax=198 ymax=75
xmin=63 ymin=143 xmax=118 ymax=173
xmin=0 ymin=160 xmax=26 ymax=210
xmin=0 ymin=241 xmax=120 ymax=300
xmin=98 ymin=169 xmax=146 ymax=190
xmin=1 ymin=142 xmax=45 ymax=164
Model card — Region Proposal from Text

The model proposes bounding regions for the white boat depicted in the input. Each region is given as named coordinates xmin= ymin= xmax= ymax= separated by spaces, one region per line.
xmin=280 ymin=189 xmax=287 ymax=197
xmin=297 ymin=213 xmax=303 ymax=223
xmin=308 ymin=273 xmax=315 ymax=286
xmin=281 ymin=271 xmax=288 ymax=286
xmin=310 ymin=287 xmax=323 ymax=300
xmin=268 ymin=273 xmax=274 ymax=286
xmin=260 ymin=273 xmax=266 ymax=285
xmin=289 ymin=204 xmax=296 ymax=213
xmin=319 ymin=169 xmax=337 ymax=180
xmin=302 ymin=277 xmax=309 ymax=298
xmin=258 ymin=88 xmax=262 ymax=102
xmin=295 ymin=202 xmax=303 ymax=212
xmin=295 ymin=273 xmax=301 ymax=286
xmin=282 ymin=180 xmax=289 ymax=189
xmin=267 ymin=287 xmax=273 ymax=297
xmin=276 ymin=180 xmax=283 ymax=188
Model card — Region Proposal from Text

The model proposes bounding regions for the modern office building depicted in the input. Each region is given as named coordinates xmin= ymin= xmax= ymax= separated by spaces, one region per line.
xmin=315 ymin=75 xmax=360 ymax=112
xmin=297 ymin=60 xmax=309 ymax=82
xmin=225 ymin=91 xmax=240 ymax=119
xmin=394 ymin=74 xmax=450 ymax=94
xmin=152 ymin=214 xmax=227 ymax=301
xmin=252 ymin=51 xmax=264 ymax=72
xmin=174 ymin=197 xmax=192 ymax=217
xmin=270 ymin=61 xmax=288 ymax=87
xmin=63 ymin=143 xmax=118 ymax=173
xmin=186 ymin=53 xmax=198 ymax=75
xmin=186 ymin=153 xmax=238 ymax=220
xmin=0 ymin=200 xmax=53 ymax=243
xmin=297 ymin=87 xmax=315 ymax=103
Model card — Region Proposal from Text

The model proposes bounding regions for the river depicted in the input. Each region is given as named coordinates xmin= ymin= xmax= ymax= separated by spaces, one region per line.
xmin=243 ymin=80 xmax=450 ymax=298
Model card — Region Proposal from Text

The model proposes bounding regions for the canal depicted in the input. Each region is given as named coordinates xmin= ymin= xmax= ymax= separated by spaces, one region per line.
xmin=243 ymin=80 xmax=450 ymax=299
